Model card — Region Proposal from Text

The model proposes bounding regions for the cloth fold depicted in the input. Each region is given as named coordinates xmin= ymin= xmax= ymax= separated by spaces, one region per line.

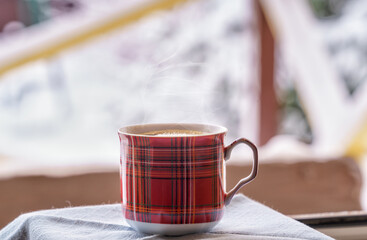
xmin=0 ymin=194 xmax=332 ymax=240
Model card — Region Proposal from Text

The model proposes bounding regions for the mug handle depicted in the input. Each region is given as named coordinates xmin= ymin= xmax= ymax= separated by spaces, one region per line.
xmin=224 ymin=138 xmax=258 ymax=205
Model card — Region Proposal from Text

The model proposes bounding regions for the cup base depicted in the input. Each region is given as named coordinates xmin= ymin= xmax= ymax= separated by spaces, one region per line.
xmin=126 ymin=219 xmax=220 ymax=235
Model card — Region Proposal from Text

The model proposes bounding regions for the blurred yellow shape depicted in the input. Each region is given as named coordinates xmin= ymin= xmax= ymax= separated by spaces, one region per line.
xmin=346 ymin=118 xmax=367 ymax=161
xmin=0 ymin=0 xmax=193 ymax=76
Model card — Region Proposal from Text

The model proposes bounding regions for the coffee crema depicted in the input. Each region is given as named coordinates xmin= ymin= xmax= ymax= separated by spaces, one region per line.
xmin=141 ymin=129 xmax=206 ymax=136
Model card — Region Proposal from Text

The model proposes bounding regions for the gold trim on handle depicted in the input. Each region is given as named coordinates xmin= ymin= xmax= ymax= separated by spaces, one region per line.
xmin=224 ymin=138 xmax=258 ymax=205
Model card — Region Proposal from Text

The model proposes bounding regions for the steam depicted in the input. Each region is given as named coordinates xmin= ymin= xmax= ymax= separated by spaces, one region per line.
xmin=140 ymin=49 xmax=215 ymax=126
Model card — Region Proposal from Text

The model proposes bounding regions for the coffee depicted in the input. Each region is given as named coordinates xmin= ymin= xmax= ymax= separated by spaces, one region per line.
xmin=119 ymin=123 xmax=258 ymax=235
xmin=142 ymin=129 xmax=206 ymax=136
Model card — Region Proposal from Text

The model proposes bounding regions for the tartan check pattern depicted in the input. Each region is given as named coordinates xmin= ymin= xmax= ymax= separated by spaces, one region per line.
xmin=119 ymin=134 xmax=226 ymax=224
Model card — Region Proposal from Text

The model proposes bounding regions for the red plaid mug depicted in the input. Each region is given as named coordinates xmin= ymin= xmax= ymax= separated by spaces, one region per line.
xmin=118 ymin=123 xmax=258 ymax=235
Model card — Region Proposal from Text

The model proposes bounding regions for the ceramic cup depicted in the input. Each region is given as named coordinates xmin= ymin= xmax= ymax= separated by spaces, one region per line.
xmin=118 ymin=123 xmax=258 ymax=235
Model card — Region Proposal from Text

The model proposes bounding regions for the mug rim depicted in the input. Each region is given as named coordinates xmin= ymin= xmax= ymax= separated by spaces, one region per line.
xmin=118 ymin=123 xmax=228 ymax=137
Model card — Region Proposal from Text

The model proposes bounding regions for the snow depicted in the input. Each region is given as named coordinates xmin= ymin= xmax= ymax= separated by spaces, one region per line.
xmin=0 ymin=0 xmax=258 ymax=166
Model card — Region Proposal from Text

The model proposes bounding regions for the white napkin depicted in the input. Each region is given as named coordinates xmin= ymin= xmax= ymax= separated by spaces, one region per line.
xmin=0 ymin=194 xmax=333 ymax=240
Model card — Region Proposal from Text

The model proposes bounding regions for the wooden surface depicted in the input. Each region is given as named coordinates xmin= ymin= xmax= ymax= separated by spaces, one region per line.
xmin=0 ymin=158 xmax=362 ymax=228
xmin=256 ymin=0 xmax=277 ymax=146
xmin=227 ymin=158 xmax=362 ymax=215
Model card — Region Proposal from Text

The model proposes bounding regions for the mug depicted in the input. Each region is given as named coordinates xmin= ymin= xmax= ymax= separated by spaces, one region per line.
xmin=118 ymin=123 xmax=258 ymax=235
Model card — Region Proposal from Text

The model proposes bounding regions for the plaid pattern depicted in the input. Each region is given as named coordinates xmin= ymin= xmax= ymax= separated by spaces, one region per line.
xmin=119 ymin=134 xmax=226 ymax=224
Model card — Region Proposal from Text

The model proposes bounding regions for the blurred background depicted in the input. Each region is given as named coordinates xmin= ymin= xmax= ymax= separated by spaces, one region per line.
xmin=0 ymin=0 xmax=257 ymax=166
xmin=1 ymin=0 xmax=367 ymax=233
